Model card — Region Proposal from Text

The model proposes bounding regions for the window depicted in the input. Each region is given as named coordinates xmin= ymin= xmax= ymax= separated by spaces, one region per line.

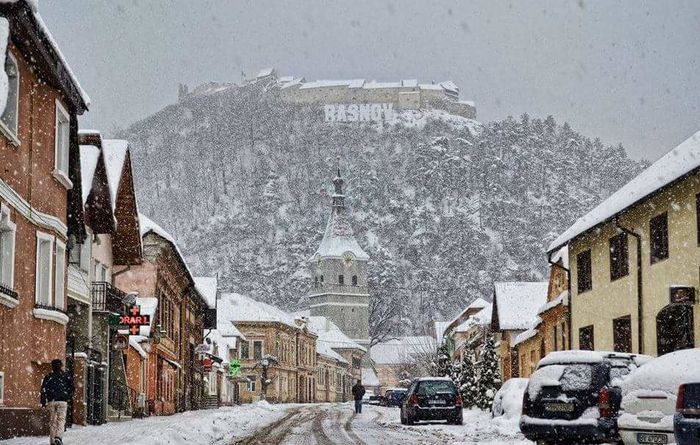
xmin=0 ymin=205 xmax=16 ymax=291
xmin=351 ymin=275 xmax=357 ymax=286
xmin=650 ymin=212 xmax=669 ymax=264
xmin=554 ymin=324 xmax=560 ymax=351
xmin=0 ymin=370 xmax=4 ymax=405
xmin=54 ymin=241 xmax=66 ymax=311
xmin=70 ymin=237 xmax=92 ymax=273
xmin=609 ymin=232 xmax=629 ymax=280
xmin=240 ymin=340 xmax=249 ymax=359
xmin=338 ymin=274 xmax=344 ymax=285
xmin=1 ymin=52 xmax=19 ymax=139
xmin=253 ymin=340 xmax=263 ymax=360
xmin=94 ymin=261 xmax=108 ymax=282
xmin=54 ymin=100 xmax=71 ymax=182
xmin=576 ymin=249 xmax=592 ymax=293
xmin=247 ymin=375 xmax=256 ymax=392
xmin=579 ymin=325 xmax=594 ymax=351
xmin=613 ymin=316 xmax=632 ymax=353
xmin=35 ymin=232 xmax=54 ymax=306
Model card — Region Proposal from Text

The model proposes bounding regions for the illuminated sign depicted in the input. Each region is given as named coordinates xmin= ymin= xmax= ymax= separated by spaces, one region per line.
xmin=323 ymin=103 xmax=394 ymax=123
xmin=670 ymin=286 xmax=695 ymax=304
xmin=120 ymin=305 xmax=151 ymax=335
xmin=229 ymin=360 xmax=241 ymax=377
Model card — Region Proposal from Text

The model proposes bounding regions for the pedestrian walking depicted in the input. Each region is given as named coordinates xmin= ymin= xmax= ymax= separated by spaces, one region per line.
xmin=351 ymin=380 xmax=365 ymax=414
xmin=40 ymin=359 xmax=73 ymax=445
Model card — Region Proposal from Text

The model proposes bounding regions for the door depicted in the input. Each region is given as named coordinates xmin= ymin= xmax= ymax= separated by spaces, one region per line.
xmin=657 ymin=304 xmax=694 ymax=356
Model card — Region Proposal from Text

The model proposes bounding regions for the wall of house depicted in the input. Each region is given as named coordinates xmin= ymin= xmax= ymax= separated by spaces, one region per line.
xmin=569 ymin=172 xmax=700 ymax=356
xmin=0 ymin=42 xmax=74 ymax=436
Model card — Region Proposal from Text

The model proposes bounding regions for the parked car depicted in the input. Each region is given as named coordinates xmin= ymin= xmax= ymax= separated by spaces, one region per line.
xmin=384 ymin=388 xmax=408 ymax=407
xmin=675 ymin=382 xmax=700 ymax=445
xmin=368 ymin=394 xmax=383 ymax=405
xmin=521 ymin=350 xmax=650 ymax=445
xmin=492 ymin=378 xmax=528 ymax=419
xmin=400 ymin=377 xmax=463 ymax=425
xmin=618 ymin=348 xmax=700 ymax=445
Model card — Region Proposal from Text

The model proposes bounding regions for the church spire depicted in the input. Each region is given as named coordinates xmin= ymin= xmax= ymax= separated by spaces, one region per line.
xmin=332 ymin=167 xmax=345 ymax=207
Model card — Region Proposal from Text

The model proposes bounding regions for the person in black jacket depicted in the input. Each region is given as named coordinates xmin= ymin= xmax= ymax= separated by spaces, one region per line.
xmin=40 ymin=359 xmax=73 ymax=445
xmin=351 ymin=380 xmax=366 ymax=414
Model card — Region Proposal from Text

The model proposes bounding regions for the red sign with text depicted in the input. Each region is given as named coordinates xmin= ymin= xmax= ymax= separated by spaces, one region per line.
xmin=120 ymin=305 xmax=151 ymax=335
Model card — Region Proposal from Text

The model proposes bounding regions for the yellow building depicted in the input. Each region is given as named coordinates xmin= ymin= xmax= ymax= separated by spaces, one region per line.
xmin=548 ymin=130 xmax=700 ymax=356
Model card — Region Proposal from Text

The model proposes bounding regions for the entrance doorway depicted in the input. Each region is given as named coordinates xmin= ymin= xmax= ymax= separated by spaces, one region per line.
xmin=656 ymin=304 xmax=694 ymax=356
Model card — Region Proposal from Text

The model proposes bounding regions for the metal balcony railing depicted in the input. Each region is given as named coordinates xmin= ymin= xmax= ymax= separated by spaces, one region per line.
xmin=92 ymin=281 xmax=127 ymax=312
xmin=0 ymin=282 xmax=18 ymax=301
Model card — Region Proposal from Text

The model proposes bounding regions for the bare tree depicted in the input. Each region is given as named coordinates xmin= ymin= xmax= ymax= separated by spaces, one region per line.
xmin=368 ymin=295 xmax=401 ymax=348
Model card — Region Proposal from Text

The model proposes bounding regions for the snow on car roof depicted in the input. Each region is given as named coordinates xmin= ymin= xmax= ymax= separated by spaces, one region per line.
xmin=416 ymin=376 xmax=454 ymax=382
xmin=548 ymin=130 xmax=700 ymax=252
xmin=493 ymin=282 xmax=548 ymax=331
xmin=622 ymin=348 xmax=700 ymax=395
xmin=538 ymin=350 xmax=644 ymax=367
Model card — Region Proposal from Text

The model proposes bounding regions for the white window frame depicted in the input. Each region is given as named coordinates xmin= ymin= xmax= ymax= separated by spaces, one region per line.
xmin=247 ymin=375 xmax=256 ymax=392
xmin=54 ymin=239 xmax=66 ymax=311
xmin=35 ymin=231 xmax=54 ymax=307
xmin=53 ymin=100 xmax=72 ymax=189
xmin=208 ymin=371 xmax=217 ymax=396
xmin=0 ymin=204 xmax=17 ymax=294
xmin=0 ymin=51 xmax=20 ymax=146
xmin=0 ymin=370 xmax=4 ymax=405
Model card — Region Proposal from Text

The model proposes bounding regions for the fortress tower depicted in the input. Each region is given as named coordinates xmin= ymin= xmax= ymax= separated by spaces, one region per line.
xmin=308 ymin=169 xmax=370 ymax=348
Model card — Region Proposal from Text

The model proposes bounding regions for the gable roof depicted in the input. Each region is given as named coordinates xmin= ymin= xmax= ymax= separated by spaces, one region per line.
xmin=491 ymin=282 xmax=548 ymax=331
xmin=454 ymin=304 xmax=493 ymax=333
xmin=443 ymin=297 xmax=490 ymax=336
xmin=306 ymin=316 xmax=366 ymax=353
xmin=140 ymin=213 xmax=195 ymax=282
xmin=218 ymin=293 xmax=298 ymax=329
xmin=101 ymin=139 xmax=129 ymax=213
xmin=370 ymin=336 xmax=435 ymax=365
xmin=548 ymin=130 xmax=700 ymax=253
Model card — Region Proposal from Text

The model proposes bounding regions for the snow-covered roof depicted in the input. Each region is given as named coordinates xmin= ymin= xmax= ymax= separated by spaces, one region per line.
xmin=454 ymin=304 xmax=493 ymax=333
xmin=550 ymin=245 xmax=569 ymax=269
xmin=102 ymin=139 xmax=129 ymax=212
xmin=493 ymin=282 xmax=548 ymax=331
xmin=256 ymin=67 xmax=274 ymax=78
xmin=548 ymin=130 xmax=700 ymax=252
xmin=316 ymin=339 xmax=347 ymax=363
xmin=139 ymin=213 xmax=194 ymax=280
xmin=512 ymin=319 xmax=542 ymax=347
xmin=538 ymin=290 xmax=569 ymax=315
xmin=306 ymin=316 xmax=366 ymax=352
xmin=129 ymin=335 xmax=148 ymax=359
xmin=205 ymin=329 xmax=237 ymax=362
xmin=361 ymin=368 xmax=380 ymax=387
xmin=445 ymin=297 xmax=490 ymax=330
xmin=194 ymin=276 xmax=217 ymax=310
xmin=433 ymin=321 xmax=450 ymax=340
xmin=370 ymin=336 xmax=436 ymax=365
xmin=79 ymin=144 xmax=100 ymax=205
xmin=218 ymin=293 xmax=298 ymax=329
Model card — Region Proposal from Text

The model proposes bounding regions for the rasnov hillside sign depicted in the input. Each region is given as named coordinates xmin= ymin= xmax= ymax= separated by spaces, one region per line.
xmin=323 ymin=103 xmax=395 ymax=123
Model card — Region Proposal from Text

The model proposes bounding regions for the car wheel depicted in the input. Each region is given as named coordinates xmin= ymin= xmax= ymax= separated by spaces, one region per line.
xmin=400 ymin=410 xmax=406 ymax=425
xmin=406 ymin=413 xmax=415 ymax=425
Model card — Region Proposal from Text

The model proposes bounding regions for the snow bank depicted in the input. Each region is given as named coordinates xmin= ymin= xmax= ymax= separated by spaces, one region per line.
xmin=492 ymin=378 xmax=528 ymax=420
xmin=549 ymin=130 xmax=700 ymax=252
xmin=0 ymin=403 xmax=290 ymax=445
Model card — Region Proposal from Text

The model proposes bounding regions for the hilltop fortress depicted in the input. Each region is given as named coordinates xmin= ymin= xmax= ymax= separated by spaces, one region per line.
xmin=179 ymin=68 xmax=477 ymax=120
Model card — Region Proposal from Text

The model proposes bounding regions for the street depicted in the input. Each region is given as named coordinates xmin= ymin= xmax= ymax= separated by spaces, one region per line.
xmin=233 ymin=403 xmax=530 ymax=445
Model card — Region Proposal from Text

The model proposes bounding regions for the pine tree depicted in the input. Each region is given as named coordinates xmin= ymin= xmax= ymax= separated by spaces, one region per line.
xmin=476 ymin=334 xmax=502 ymax=411
xmin=433 ymin=341 xmax=453 ymax=378
xmin=457 ymin=349 xmax=478 ymax=409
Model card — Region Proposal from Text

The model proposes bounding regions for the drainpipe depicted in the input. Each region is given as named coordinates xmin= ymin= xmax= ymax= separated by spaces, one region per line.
xmin=615 ymin=222 xmax=644 ymax=355
xmin=548 ymin=250 xmax=571 ymax=350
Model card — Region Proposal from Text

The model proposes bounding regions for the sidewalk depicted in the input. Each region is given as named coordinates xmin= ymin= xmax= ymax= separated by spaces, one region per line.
xmin=0 ymin=402 xmax=291 ymax=445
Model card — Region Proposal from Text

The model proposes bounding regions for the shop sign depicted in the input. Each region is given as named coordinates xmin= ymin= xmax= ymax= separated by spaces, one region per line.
xmin=229 ymin=359 xmax=241 ymax=377
xmin=202 ymin=357 xmax=213 ymax=372
xmin=670 ymin=286 xmax=696 ymax=304
xmin=120 ymin=305 xmax=151 ymax=335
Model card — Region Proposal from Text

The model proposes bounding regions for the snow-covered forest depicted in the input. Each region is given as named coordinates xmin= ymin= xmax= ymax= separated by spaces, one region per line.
xmin=122 ymin=80 xmax=645 ymax=334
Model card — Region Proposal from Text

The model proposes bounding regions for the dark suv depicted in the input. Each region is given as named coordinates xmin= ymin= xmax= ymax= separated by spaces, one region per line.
xmin=675 ymin=382 xmax=700 ymax=445
xmin=384 ymin=388 xmax=408 ymax=407
xmin=520 ymin=351 xmax=649 ymax=445
xmin=400 ymin=378 xmax=463 ymax=425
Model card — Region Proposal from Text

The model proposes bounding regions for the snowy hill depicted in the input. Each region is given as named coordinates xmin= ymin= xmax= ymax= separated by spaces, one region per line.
xmin=120 ymin=81 xmax=644 ymax=335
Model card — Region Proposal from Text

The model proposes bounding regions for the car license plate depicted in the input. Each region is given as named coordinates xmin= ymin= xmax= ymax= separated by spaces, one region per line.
xmin=429 ymin=399 xmax=446 ymax=405
xmin=544 ymin=402 xmax=574 ymax=413
xmin=636 ymin=432 xmax=668 ymax=444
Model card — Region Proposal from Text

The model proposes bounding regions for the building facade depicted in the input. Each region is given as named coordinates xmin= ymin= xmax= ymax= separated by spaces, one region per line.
xmin=549 ymin=131 xmax=700 ymax=357
xmin=0 ymin=1 xmax=89 ymax=437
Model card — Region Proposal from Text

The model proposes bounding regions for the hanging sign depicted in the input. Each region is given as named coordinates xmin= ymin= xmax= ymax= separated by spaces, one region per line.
xmin=229 ymin=360 xmax=241 ymax=377
xmin=120 ymin=305 xmax=151 ymax=335
xmin=202 ymin=357 xmax=213 ymax=372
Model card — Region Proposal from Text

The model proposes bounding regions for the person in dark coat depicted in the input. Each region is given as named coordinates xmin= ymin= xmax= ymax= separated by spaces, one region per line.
xmin=351 ymin=380 xmax=366 ymax=414
xmin=40 ymin=359 xmax=73 ymax=445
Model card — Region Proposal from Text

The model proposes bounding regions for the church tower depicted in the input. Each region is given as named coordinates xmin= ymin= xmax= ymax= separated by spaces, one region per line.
xmin=309 ymin=169 xmax=370 ymax=348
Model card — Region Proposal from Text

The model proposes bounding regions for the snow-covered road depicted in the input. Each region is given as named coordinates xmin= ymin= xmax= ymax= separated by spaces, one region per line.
xmin=0 ymin=402 xmax=533 ymax=445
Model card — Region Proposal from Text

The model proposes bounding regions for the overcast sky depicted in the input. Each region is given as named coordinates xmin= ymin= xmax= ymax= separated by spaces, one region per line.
xmin=41 ymin=0 xmax=700 ymax=161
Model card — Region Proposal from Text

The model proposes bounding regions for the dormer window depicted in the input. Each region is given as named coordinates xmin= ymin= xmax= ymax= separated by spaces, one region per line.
xmin=352 ymin=275 xmax=358 ymax=286
xmin=338 ymin=275 xmax=344 ymax=285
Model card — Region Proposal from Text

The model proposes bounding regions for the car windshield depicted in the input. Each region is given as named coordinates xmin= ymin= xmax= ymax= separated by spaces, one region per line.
xmin=417 ymin=380 xmax=455 ymax=396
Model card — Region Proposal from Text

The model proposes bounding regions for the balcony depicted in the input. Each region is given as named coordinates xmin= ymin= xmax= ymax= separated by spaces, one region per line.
xmin=0 ymin=282 xmax=19 ymax=308
xmin=92 ymin=281 xmax=127 ymax=312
